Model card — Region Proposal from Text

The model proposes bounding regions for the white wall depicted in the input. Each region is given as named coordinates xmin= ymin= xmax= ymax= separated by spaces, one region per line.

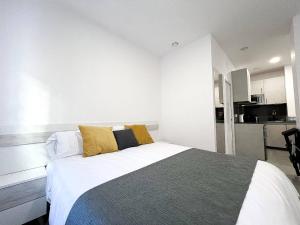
xmin=284 ymin=66 xmax=296 ymax=117
xmin=0 ymin=0 xmax=161 ymax=133
xmin=291 ymin=14 xmax=300 ymax=127
xmin=211 ymin=37 xmax=235 ymax=77
xmin=161 ymin=35 xmax=216 ymax=151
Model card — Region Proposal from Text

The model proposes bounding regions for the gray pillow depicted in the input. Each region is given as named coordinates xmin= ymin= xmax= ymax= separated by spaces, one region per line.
xmin=113 ymin=129 xmax=139 ymax=150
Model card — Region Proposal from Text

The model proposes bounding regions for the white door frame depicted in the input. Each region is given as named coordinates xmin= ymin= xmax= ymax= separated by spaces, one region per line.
xmin=223 ymin=74 xmax=236 ymax=155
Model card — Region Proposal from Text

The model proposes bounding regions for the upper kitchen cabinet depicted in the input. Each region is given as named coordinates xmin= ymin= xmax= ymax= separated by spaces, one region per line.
xmin=251 ymin=79 xmax=264 ymax=95
xmin=250 ymin=69 xmax=286 ymax=105
xmin=214 ymin=84 xmax=223 ymax=107
xmin=264 ymin=76 xmax=286 ymax=104
xmin=231 ymin=68 xmax=251 ymax=102
xmin=214 ymin=74 xmax=224 ymax=107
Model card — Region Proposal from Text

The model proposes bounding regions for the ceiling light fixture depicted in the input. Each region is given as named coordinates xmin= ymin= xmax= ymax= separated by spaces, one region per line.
xmin=269 ymin=56 xmax=281 ymax=64
xmin=171 ymin=41 xmax=179 ymax=47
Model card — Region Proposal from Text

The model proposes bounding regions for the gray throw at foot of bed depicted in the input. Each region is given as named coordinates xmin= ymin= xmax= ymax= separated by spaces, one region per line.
xmin=66 ymin=149 xmax=257 ymax=225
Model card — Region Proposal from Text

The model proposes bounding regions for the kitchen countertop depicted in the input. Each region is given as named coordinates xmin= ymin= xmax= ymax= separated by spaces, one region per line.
xmin=216 ymin=120 xmax=296 ymax=125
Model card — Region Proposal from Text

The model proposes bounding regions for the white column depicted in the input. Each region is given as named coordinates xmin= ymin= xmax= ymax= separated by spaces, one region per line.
xmin=284 ymin=65 xmax=296 ymax=118
xmin=291 ymin=14 xmax=300 ymax=128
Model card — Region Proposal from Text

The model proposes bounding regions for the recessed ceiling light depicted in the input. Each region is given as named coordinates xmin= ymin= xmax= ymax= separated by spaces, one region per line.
xmin=269 ymin=56 xmax=281 ymax=64
xmin=240 ymin=46 xmax=248 ymax=51
xmin=171 ymin=41 xmax=179 ymax=47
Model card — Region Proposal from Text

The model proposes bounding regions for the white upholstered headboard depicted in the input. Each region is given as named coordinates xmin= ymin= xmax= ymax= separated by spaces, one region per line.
xmin=0 ymin=122 xmax=159 ymax=176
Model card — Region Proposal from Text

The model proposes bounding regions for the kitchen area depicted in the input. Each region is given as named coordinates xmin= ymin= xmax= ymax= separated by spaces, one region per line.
xmin=215 ymin=66 xmax=296 ymax=161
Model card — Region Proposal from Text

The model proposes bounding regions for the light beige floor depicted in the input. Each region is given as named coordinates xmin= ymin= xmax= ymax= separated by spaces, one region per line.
xmin=266 ymin=149 xmax=300 ymax=193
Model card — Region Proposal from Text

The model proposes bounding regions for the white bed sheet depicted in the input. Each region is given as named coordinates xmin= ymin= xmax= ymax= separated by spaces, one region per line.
xmin=47 ymin=142 xmax=300 ymax=225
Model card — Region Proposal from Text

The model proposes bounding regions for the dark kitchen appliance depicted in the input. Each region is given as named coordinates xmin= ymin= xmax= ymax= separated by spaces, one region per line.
xmin=215 ymin=107 xmax=224 ymax=121
xmin=251 ymin=94 xmax=265 ymax=104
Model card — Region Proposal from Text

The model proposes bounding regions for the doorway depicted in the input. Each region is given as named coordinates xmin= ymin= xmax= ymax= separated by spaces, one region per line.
xmin=214 ymin=70 xmax=235 ymax=155
xmin=224 ymin=79 xmax=235 ymax=155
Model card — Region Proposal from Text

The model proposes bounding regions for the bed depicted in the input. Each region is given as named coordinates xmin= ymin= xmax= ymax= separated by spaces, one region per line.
xmin=46 ymin=142 xmax=300 ymax=225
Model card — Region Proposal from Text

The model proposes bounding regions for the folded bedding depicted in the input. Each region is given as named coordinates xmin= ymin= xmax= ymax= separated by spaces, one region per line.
xmin=66 ymin=148 xmax=257 ymax=225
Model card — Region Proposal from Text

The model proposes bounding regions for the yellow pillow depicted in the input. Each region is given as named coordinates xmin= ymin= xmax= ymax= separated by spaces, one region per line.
xmin=79 ymin=126 xmax=118 ymax=157
xmin=125 ymin=124 xmax=154 ymax=145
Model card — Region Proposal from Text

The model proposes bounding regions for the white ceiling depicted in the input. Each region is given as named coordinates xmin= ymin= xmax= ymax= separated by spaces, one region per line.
xmin=57 ymin=0 xmax=300 ymax=72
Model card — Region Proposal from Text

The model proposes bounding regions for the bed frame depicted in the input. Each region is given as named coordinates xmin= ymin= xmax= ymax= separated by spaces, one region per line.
xmin=0 ymin=122 xmax=158 ymax=224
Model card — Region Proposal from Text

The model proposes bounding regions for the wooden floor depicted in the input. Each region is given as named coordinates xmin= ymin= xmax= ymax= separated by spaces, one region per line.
xmin=25 ymin=149 xmax=300 ymax=225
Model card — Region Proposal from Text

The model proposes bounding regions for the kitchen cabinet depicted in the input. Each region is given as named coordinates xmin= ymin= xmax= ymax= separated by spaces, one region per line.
xmin=251 ymin=79 xmax=264 ymax=95
xmin=235 ymin=124 xmax=265 ymax=160
xmin=235 ymin=123 xmax=296 ymax=159
xmin=265 ymin=124 xmax=287 ymax=148
xmin=265 ymin=123 xmax=296 ymax=149
xmin=232 ymin=68 xmax=251 ymax=102
xmin=264 ymin=76 xmax=286 ymax=104
xmin=250 ymin=74 xmax=286 ymax=104
xmin=287 ymin=124 xmax=296 ymax=130
xmin=214 ymin=85 xmax=223 ymax=108
xmin=214 ymin=74 xmax=224 ymax=108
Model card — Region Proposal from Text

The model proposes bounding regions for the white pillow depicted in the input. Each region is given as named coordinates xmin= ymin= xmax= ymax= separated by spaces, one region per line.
xmin=75 ymin=130 xmax=83 ymax=153
xmin=46 ymin=131 xmax=83 ymax=160
xmin=112 ymin=125 xmax=125 ymax=131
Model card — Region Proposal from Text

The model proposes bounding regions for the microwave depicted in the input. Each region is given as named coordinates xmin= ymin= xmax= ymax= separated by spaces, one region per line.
xmin=251 ymin=94 xmax=265 ymax=104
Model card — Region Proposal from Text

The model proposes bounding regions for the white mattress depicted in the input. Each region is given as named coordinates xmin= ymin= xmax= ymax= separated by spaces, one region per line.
xmin=46 ymin=142 xmax=300 ymax=225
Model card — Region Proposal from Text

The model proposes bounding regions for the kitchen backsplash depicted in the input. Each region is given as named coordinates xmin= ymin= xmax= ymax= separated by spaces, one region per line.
xmin=234 ymin=103 xmax=287 ymax=122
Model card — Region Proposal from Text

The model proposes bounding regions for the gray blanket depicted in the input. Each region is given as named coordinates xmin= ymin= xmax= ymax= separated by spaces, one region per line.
xmin=66 ymin=148 xmax=257 ymax=225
